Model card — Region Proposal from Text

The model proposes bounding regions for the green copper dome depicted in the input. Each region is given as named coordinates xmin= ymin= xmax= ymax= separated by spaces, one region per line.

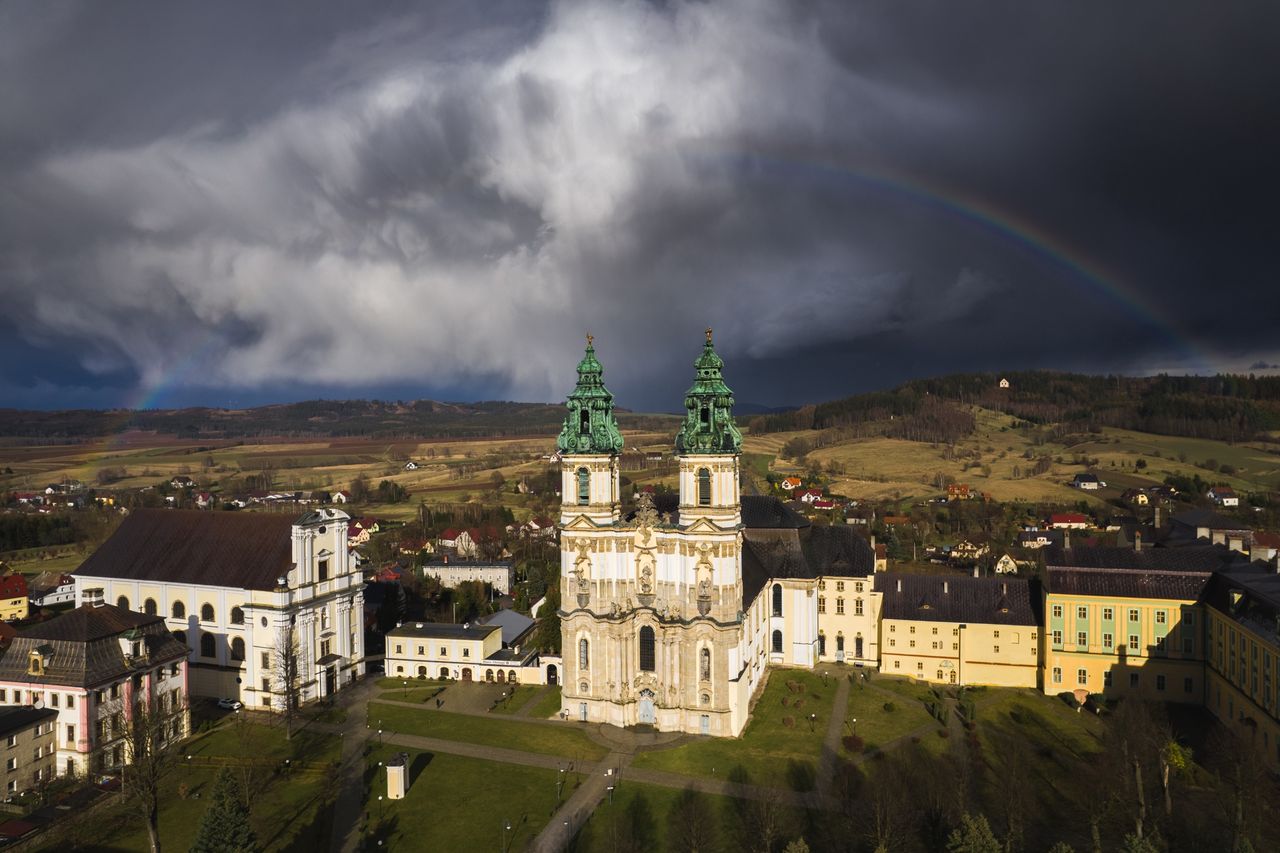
xmin=675 ymin=329 xmax=742 ymax=455
xmin=556 ymin=335 xmax=625 ymax=455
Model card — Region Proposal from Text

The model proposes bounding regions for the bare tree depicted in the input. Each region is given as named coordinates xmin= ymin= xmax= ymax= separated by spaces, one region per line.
xmin=120 ymin=679 xmax=189 ymax=853
xmin=275 ymin=624 xmax=303 ymax=740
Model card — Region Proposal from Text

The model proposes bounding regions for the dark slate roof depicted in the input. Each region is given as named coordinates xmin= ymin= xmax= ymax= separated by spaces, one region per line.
xmin=475 ymin=609 xmax=535 ymax=646
xmin=875 ymin=573 xmax=1037 ymax=626
xmin=741 ymin=523 xmax=875 ymax=609
xmin=1044 ymin=545 xmax=1257 ymax=600
xmin=741 ymin=496 xmax=810 ymax=530
xmin=75 ymin=508 xmax=295 ymax=591
xmin=0 ymin=604 xmax=188 ymax=689
xmin=1203 ymin=572 xmax=1280 ymax=640
xmin=0 ymin=707 xmax=57 ymax=737
xmin=388 ymin=622 xmax=497 ymax=641
xmin=1169 ymin=508 xmax=1252 ymax=532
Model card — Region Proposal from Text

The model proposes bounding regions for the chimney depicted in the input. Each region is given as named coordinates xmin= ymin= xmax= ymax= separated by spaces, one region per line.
xmin=1135 ymin=530 xmax=1142 ymax=551
xmin=896 ymin=579 xmax=902 ymax=593
xmin=944 ymin=581 xmax=949 ymax=595
xmin=1002 ymin=582 xmax=1008 ymax=595
xmin=82 ymin=587 xmax=104 ymax=608
xmin=973 ymin=565 xmax=979 ymax=578
xmin=1064 ymin=529 xmax=1071 ymax=550
xmin=1154 ymin=505 xmax=1162 ymax=531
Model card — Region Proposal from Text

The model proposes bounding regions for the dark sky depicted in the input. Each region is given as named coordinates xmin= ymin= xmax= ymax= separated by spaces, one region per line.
xmin=2 ymin=1 xmax=1279 ymax=413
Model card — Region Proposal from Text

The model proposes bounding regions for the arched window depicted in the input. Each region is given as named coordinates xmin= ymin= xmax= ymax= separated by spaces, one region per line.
xmin=837 ymin=633 xmax=845 ymax=653
xmin=172 ymin=601 xmax=185 ymax=620
xmin=230 ymin=637 xmax=245 ymax=661
xmin=418 ymin=666 xmax=427 ymax=678
xmin=143 ymin=598 xmax=157 ymax=616
xmin=579 ymin=638 xmax=590 ymax=671
xmin=577 ymin=468 xmax=590 ymax=505
xmin=230 ymin=607 xmax=245 ymax=625
xmin=200 ymin=634 xmax=216 ymax=658
xmin=580 ymin=408 xmax=590 ymax=433
xmin=486 ymin=669 xmax=494 ymax=682
xmin=700 ymin=405 xmax=710 ymax=425
xmin=771 ymin=629 xmax=783 ymax=654
xmin=771 ymin=584 xmax=783 ymax=617
xmin=699 ymin=648 xmax=711 ymax=681
xmin=639 ymin=626 xmax=656 ymax=672
xmin=201 ymin=603 xmax=215 ymax=623
xmin=509 ymin=670 xmax=517 ymax=683
xmin=116 ymin=596 xmax=130 ymax=610
xmin=818 ymin=633 xmax=826 ymax=656
xmin=697 ymin=468 xmax=711 ymax=506
xmin=173 ymin=630 xmax=187 ymax=646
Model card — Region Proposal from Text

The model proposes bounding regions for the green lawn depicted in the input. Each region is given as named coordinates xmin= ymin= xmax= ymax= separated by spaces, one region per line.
xmin=374 ymin=678 xmax=447 ymax=705
xmin=844 ymin=678 xmax=935 ymax=752
xmin=630 ymin=669 xmax=835 ymax=790
xmin=58 ymin=722 xmax=341 ymax=852
xmin=491 ymin=684 xmax=536 ymax=714
xmin=368 ymin=702 xmax=607 ymax=761
xmin=525 ymin=686 xmax=564 ymax=719
xmin=362 ymin=747 xmax=563 ymax=852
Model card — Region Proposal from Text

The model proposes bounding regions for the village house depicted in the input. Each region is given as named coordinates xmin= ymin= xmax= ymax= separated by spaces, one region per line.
xmin=1250 ymin=531 xmax=1280 ymax=563
xmin=1207 ymin=485 xmax=1239 ymax=507
xmin=998 ymin=378 xmax=1010 ymax=389
xmin=949 ymin=540 xmax=989 ymax=562
xmin=28 ymin=573 xmax=76 ymax=608
xmin=169 ymin=476 xmax=194 ymax=489
xmin=347 ymin=517 xmax=380 ymax=548
xmin=384 ymin=621 xmax=541 ymax=685
xmin=1071 ymin=473 xmax=1103 ymax=490
xmin=194 ymin=491 xmax=214 ymax=509
xmin=0 ymin=591 xmax=190 ymax=779
xmin=993 ymin=553 xmax=1020 ymax=575
xmin=332 ymin=490 xmax=352 ymax=504
xmin=1167 ymin=508 xmax=1253 ymax=552
xmin=1122 ymin=489 xmax=1150 ymax=507
xmin=946 ymin=483 xmax=973 ymax=502
xmin=0 ymin=575 xmax=29 ymax=622
xmin=1018 ymin=529 xmax=1064 ymax=550
xmin=403 ymin=461 xmax=419 ymax=470
xmin=420 ymin=560 xmax=514 ymax=596
xmin=0 ymin=707 xmax=57 ymax=795
xmin=1048 ymin=513 xmax=1090 ymax=530
xmin=779 ymin=477 xmax=802 ymax=491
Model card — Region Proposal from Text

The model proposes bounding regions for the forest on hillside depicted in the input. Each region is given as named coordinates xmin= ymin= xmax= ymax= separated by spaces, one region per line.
xmin=747 ymin=372 xmax=1280 ymax=443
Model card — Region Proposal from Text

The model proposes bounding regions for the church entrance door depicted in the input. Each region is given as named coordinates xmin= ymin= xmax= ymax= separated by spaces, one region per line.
xmin=638 ymin=689 xmax=656 ymax=725
xmin=324 ymin=667 xmax=337 ymax=697
xmin=546 ymin=664 xmax=558 ymax=685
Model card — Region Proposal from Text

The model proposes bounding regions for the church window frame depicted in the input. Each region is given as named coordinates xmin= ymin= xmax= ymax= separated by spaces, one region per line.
xmin=771 ymin=629 xmax=783 ymax=654
xmin=200 ymin=633 xmax=216 ymax=659
xmin=639 ymin=626 xmax=656 ymax=672
xmin=576 ymin=468 xmax=590 ymax=506
xmin=116 ymin=596 xmax=129 ymax=611
xmin=579 ymin=638 xmax=590 ymax=672
xmin=697 ymin=468 xmax=712 ymax=506
xmin=143 ymin=598 xmax=157 ymax=616
xmin=201 ymin=603 xmax=215 ymax=623
xmin=172 ymin=601 xmax=185 ymax=620
xmin=818 ymin=633 xmax=826 ymax=656
xmin=230 ymin=637 xmax=245 ymax=661
xmin=771 ymin=584 xmax=783 ymax=617
xmin=699 ymin=647 xmax=711 ymax=682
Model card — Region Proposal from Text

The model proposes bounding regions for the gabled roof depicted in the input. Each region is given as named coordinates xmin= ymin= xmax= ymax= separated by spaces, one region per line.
xmin=75 ymin=508 xmax=295 ymax=592
xmin=1169 ymin=508 xmax=1250 ymax=532
xmin=875 ymin=574 xmax=1037 ymax=626
xmin=1044 ymin=545 xmax=1255 ymax=600
xmin=475 ymin=609 xmax=535 ymax=646
xmin=1050 ymin=513 xmax=1089 ymax=524
xmin=0 ymin=574 xmax=27 ymax=598
xmin=742 ymin=522 xmax=875 ymax=607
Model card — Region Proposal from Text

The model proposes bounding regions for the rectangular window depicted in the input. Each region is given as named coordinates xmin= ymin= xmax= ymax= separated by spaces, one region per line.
xmin=1052 ymin=667 xmax=1062 ymax=684
xmin=1104 ymin=671 xmax=1112 ymax=687
xmin=5 ymin=736 xmax=15 ymax=748
xmin=1156 ymin=610 xmax=1166 ymax=624
xmin=836 ymin=598 xmax=845 ymax=615
xmin=1077 ymin=631 xmax=1087 ymax=648
xmin=1182 ymin=636 xmax=1194 ymax=655
xmin=1128 ymin=609 xmax=1139 ymax=622
xmin=1130 ymin=673 xmax=1140 ymax=688
xmin=1128 ymin=635 xmax=1139 ymax=652
xmin=1156 ymin=675 xmax=1166 ymax=691
xmin=1103 ymin=633 xmax=1113 ymax=650
xmin=261 ymin=678 xmax=270 ymax=692
xmin=909 ymin=640 xmax=916 ymax=648
xmin=889 ymin=639 xmax=895 ymax=647
xmin=817 ymin=597 xmax=825 ymax=614
xmin=394 ymin=644 xmax=402 ymax=655
xmin=66 ymin=725 xmax=74 ymax=746
xmin=1052 ymin=604 xmax=1062 ymax=618
xmin=836 ymin=581 xmax=845 ymax=592
xmin=261 ymin=652 xmax=270 ymax=669
xmin=1155 ymin=636 xmax=1166 ymax=653
xmin=318 ymin=558 xmax=329 ymax=581
xmin=1103 ymin=607 xmax=1113 ymax=621
xmin=1184 ymin=677 xmax=1194 ymax=694
xmin=51 ymin=694 xmax=58 ymax=709
xmin=993 ymin=645 xmax=1000 ymax=654
xmin=1052 ymin=630 xmax=1063 ymax=646
xmin=854 ymin=599 xmax=863 ymax=616
xmin=66 ymin=695 xmax=74 ymax=709
xmin=1077 ymin=606 xmax=1088 ymax=620
xmin=910 ymin=626 xmax=916 ymax=634
xmin=463 ymin=649 xmax=470 ymax=658
xmin=1185 ymin=611 xmax=1196 ymax=627
xmin=1077 ymin=669 xmax=1088 ymax=685
xmin=440 ymin=646 xmax=447 ymax=656
xmin=855 ymin=583 xmax=863 ymax=593
xmin=417 ymin=646 xmax=424 ymax=655
xmin=894 ymin=660 xmax=900 ymax=669
xmin=4 ymin=758 xmax=14 ymax=771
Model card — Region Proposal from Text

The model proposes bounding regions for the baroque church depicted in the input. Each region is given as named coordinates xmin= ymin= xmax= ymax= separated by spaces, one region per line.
xmin=558 ymin=331 xmax=880 ymax=737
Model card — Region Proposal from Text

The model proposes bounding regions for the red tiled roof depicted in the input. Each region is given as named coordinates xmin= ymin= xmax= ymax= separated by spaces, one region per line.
xmin=0 ymin=575 xmax=27 ymax=598
xmin=440 ymin=528 xmax=461 ymax=540
xmin=1050 ymin=513 xmax=1089 ymax=525
xmin=1253 ymin=531 xmax=1280 ymax=549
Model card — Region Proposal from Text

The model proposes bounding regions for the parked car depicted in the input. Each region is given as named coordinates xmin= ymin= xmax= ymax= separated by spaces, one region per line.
xmin=216 ymin=698 xmax=243 ymax=710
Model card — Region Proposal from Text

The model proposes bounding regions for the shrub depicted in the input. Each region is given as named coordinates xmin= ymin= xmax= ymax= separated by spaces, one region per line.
xmin=781 ymin=697 xmax=789 ymax=707
xmin=782 ymin=716 xmax=796 ymax=729
xmin=883 ymin=702 xmax=896 ymax=713
xmin=937 ymin=729 xmax=950 ymax=739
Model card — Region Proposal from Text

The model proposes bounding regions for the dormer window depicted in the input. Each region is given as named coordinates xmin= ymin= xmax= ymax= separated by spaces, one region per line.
xmin=28 ymin=645 xmax=52 ymax=677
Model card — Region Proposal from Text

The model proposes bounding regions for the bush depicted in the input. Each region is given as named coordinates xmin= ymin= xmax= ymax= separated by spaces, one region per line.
xmin=782 ymin=716 xmax=796 ymax=729
xmin=781 ymin=697 xmax=789 ymax=707
xmin=883 ymin=702 xmax=896 ymax=713
xmin=937 ymin=729 xmax=950 ymax=739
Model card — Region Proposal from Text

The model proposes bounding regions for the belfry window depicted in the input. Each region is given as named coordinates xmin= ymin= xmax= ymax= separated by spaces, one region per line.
xmin=697 ymin=468 xmax=711 ymax=506
xmin=577 ymin=468 xmax=590 ymax=505
xmin=639 ymin=626 xmax=656 ymax=672
xmin=700 ymin=406 xmax=710 ymax=426
xmin=580 ymin=408 xmax=590 ymax=433
xmin=772 ymin=584 xmax=783 ymax=617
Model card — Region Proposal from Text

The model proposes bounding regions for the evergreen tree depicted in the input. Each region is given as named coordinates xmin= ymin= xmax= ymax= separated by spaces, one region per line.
xmin=946 ymin=813 xmax=1001 ymax=853
xmin=189 ymin=768 xmax=257 ymax=853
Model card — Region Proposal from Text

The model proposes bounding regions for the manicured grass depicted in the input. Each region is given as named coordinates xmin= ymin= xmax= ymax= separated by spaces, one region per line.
xmin=361 ymin=747 xmax=563 ymax=852
xmin=630 ymin=669 xmax=835 ymax=790
xmin=368 ymin=702 xmax=607 ymax=761
xmin=67 ymin=721 xmax=341 ymax=852
xmin=375 ymin=677 xmax=447 ymax=704
xmin=491 ymin=684 xmax=535 ymax=714
xmin=525 ymin=686 xmax=564 ymax=720
xmin=572 ymin=781 xmax=762 ymax=853
xmin=843 ymin=677 xmax=935 ymax=752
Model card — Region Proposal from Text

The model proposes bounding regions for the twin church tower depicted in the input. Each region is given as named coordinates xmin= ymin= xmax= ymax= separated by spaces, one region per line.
xmin=555 ymin=330 xmax=757 ymax=736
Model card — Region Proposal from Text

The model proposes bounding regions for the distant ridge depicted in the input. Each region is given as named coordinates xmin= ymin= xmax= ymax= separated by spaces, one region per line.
xmin=0 ymin=399 xmax=677 ymax=441
xmin=747 ymin=371 xmax=1280 ymax=444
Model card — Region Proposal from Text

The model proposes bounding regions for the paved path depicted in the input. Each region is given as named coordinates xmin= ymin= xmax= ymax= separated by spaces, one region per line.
xmin=528 ymin=752 xmax=631 ymax=853
xmin=323 ymin=678 xmax=380 ymax=853
xmin=814 ymin=675 xmax=851 ymax=805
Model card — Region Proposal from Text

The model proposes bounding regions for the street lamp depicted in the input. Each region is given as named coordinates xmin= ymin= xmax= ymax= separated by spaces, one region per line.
xmin=607 ymin=784 xmax=615 ymax=804
xmin=378 ymin=728 xmax=383 ymax=746
xmin=852 ymin=718 xmax=858 ymax=736
xmin=501 ymin=819 xmax=513 ymax=853
xmin=808 ymin=713 xmax=817 ymax=732
xmin=557 ymin=767 xmax=565 ymax=800
xmin=402 ymin=680 xmax=408 ymax=699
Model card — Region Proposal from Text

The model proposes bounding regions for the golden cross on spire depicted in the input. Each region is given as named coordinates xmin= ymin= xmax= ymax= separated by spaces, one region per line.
xmin=586 ymin=333 xmax=594 ymax=347
xmin=705 ymin=327 xmax=713 ymax=343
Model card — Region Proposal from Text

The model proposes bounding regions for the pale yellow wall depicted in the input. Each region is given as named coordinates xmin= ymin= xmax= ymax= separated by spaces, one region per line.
xmin=880 ymin=618 xmax=1037 ymax=688
xmin=815 ymin=575 xmax=879 ymax=666
xmin=1205 ymin=606 xmax=1280 ymax=770
xmin=387 ymin=629 xmax=503 ymax=679
xmin=0 ymin=596 xmax=28 ymax=621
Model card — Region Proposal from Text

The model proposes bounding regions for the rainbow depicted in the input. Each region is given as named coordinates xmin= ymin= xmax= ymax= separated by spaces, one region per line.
xmin=714 ymin=150 xmax=1220 ymax=373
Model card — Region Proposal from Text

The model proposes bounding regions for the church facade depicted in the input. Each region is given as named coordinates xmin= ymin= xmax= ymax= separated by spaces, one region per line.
xmin=558 ymin=332 xmax=879 ymax=737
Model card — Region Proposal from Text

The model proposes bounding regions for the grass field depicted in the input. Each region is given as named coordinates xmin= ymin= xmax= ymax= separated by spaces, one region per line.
xmin=56 ymin=722 xmax=341 ymax=853
xmin=844 ymin=676 xmax=936 ymax=752
xmin=361 ymin=746 xmax=563 ymax=852
xmin=630 ymin=669 xmax=835 ymax=790
xmin=368 ymin=702 xmax=607 ymax=761
xmin=525 ymin=686 xmax=564 ymax=720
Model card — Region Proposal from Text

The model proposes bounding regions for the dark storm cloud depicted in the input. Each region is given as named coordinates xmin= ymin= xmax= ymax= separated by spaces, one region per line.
xmin=2 ymin=0 xmax=1278 ymax=411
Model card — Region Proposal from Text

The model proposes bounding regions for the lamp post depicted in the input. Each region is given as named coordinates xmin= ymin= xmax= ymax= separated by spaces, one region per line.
xmin=557 ymin=766 xmax=565 ymax=800
xmin=606 ymin=784 xmax=615 ymax=804
xmin=501 ymin=819 xmax=512 ymax=853
xmin=852 ymin=717 xmax=858 ymax=736
xmin=808 ymin=713 xmax=817 ymax=733
xmin=378 ymin=728 xmax=384 ymax=747
xmin=402 ymin=680 xmax=408 ymax=700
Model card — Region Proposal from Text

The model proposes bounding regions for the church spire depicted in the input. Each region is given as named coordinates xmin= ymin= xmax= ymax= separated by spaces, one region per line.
xmin=557 ymin=335 xmax=624 ymax=455
xmin=675 ymin=328 xmax=742 ymax=455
